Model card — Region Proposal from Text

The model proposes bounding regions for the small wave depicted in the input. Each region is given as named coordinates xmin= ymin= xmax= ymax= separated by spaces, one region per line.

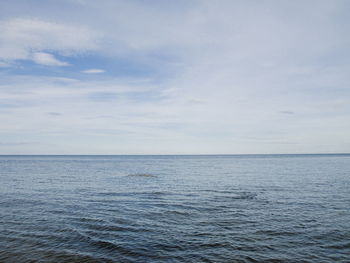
xmin=254 ymin=229 xmax=299 ymax=237
xmin=324 ymin=242 xmax=350 ymax=249
xmin=92 ymin=240 xmax=147 ymax=258
xmin=127 ymin=173 xmax=156 ymax=177
xmin=96 ymin=191 xmax=168 ymax=198
xmin=200 ymin=189 xmax=258 ymax=200
xmin=233 ymin=192 xmax=257 ymax=200
xmin=210 ymin=192 xmax=257 ymax=201
xmin=77 ymin=222 xmax=139 ymax=233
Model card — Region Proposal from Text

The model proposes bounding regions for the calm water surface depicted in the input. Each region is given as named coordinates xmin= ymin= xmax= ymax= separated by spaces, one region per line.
xmin=0 ymin=155 xmax=349 ymax=262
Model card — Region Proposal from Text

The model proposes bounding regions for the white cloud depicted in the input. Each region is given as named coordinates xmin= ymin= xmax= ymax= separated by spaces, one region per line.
xmin=32 ymin=52 xmax=69 ymax=66
xmin=0 ymin=18 xmax=100 ymax=63
xmin=81 ymin=69 xmax=105 ymax=74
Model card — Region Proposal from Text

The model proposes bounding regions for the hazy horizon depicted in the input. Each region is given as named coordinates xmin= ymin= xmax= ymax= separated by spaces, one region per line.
xmin=1 ymin=153 xmax=350 ymax=156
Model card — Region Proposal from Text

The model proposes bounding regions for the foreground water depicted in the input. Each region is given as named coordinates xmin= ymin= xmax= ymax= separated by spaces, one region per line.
xmin=0 ymin=155 xmax=349 ymax=263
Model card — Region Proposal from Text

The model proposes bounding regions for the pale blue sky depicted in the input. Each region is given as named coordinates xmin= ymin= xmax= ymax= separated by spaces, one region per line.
xmin=0 ymin=0 xmax=350 ymax=154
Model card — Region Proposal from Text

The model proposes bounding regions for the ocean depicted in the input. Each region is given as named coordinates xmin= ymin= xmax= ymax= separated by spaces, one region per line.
xmin=0 ymin=154 xmax=349 ymax=262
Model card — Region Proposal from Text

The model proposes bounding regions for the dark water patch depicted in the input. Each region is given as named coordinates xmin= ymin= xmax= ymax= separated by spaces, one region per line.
xmin=254 ymin=229 xmax=302 ymax=237
xmin=68 ymin=216 xmax=107 ymax=224
xmin=210 ymin=192 xmax=258 ymax=201
xmin=324 ymin=242 xmax=350 ymax=249
xmin=73 ymin=221 xmax=151 ymax=234
xmin=0 ymin=249 xmax=113 ymax=263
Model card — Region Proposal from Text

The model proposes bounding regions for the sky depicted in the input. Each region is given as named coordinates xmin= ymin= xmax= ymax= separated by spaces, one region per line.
xmin=0 ymin=0 xmax=350 ymax=154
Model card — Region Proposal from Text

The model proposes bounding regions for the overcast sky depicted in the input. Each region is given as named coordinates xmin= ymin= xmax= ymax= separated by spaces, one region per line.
xmin=0 ymin=0 xmax=349 ymax=154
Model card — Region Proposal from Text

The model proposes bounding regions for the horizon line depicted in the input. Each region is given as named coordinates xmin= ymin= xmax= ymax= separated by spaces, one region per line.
xmin=1 ymin=153 xmax=350 ymax=156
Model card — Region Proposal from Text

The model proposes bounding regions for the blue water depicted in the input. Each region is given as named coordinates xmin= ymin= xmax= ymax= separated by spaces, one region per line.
xmin=0 ymin=154 xmax=349 ymax=262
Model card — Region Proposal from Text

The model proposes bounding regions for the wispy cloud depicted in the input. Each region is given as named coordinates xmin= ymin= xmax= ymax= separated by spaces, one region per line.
xmin=0 ymin=142 xmax=34 ymax=146
xmin=0 ymin=61 xmax=10 ymax=67
xmin=81 ymin=69 xmax=105 ymax=74
xmin=47 ymin=112 xmax=62 ymax=116
xmin=0 ymin=17 xmax=100 ymax=64
xmin=32 ymin=52 xmax=69 ymax=66
xmin=280 ymin=111 xmax=295 ymax=115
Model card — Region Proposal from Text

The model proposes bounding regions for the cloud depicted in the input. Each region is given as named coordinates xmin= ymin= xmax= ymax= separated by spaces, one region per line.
xmin=280 ymin=111 xmax=295 ymax=115
xmin=81 ymin=68 xmax=105 ymax=74
xmin=47 ymin=112 xmax=62 ymax=116
xmin=0 ymin=142 xmax=34 ymax=146
xmin=0 ymin=61 xmax=10 ymax=67
xmin=0 ymin=1 xmax=349 ymax=154
xmin=32 ymin=52 xmax=69 ymax=66
xmin=0 ymin=17 xmax=100 ymax=63
xmin=88 ymin=92 xmax=118 ymax=102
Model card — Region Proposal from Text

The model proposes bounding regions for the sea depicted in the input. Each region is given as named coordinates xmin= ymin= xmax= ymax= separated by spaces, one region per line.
xmin=0 ymin=154 xmax=349 ymax=263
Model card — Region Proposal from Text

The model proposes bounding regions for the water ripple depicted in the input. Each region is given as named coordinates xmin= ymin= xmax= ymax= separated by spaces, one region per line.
xmin=1 ymin=155 xmax=350 ymax=262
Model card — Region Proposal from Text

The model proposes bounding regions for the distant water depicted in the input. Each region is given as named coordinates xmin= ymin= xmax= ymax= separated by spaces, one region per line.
xmin=0 ymin=155 xmax=349 ymax=263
